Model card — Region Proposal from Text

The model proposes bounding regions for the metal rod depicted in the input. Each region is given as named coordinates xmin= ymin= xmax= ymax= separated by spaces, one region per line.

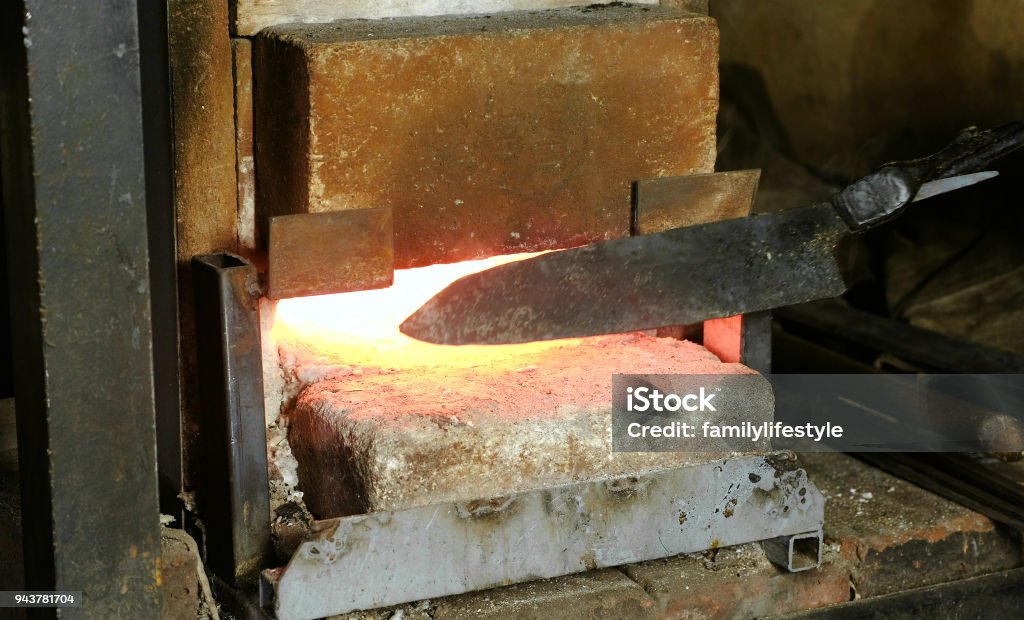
xmin=854 ymin=452 xmax=1024 ymax=531
xmin=761 ymin=530 xmax=823 ymax=573
xmin=192 ymin=253 xmax=272 ymax=586
xmin=783 ymin=566 xmax=1024 ymax=618
xmin=776 ymin=299 xmax=1024 ymax=373
xmin=138 ymin=0 xmax=185 ymax=522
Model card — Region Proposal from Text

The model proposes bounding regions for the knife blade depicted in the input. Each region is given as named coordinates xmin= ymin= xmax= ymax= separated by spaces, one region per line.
xmin=401 ymin=124 xmax=1022 ymax=345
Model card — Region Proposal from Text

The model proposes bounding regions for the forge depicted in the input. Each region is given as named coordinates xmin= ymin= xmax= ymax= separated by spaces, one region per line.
xmin=9 ymin=0 xmax=1024 ymax=618
xmin=268 ymin=256 xmax=774 ymax=518
xmin=256 ymin=252 xmax=820 ymax=618
xmin=238 ymin=3 xmax=823 ymax=617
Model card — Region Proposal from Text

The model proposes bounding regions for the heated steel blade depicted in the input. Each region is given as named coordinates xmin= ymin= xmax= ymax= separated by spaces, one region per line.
xmin=401 ymin=205 xmax=848 ymax=344
xmin=401 ymin=123 xmax=1023 ymax=345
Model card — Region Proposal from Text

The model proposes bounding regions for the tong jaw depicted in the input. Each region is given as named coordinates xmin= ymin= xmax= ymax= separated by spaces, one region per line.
xmin=831 ymin=122 xmax=1024 ymax=232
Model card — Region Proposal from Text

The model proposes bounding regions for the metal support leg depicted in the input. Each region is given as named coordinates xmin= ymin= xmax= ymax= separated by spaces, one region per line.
xmin=704 ymin=311 xmax=773 ymax=374
xmin=193 ymin=253 xmax=272 ymax=586
xmin=1 ymin=0 xmax=162 ymax=614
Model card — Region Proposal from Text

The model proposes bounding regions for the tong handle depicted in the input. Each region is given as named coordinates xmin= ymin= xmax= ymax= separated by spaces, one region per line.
xmin=832 ymin=122 xmax=1024 ymax=232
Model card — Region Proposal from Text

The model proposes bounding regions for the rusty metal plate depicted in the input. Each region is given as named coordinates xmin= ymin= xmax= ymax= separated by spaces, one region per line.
xmin=268 ymin=209 xmax=393 ymax=299
xmin=254 ymin=5 xmax=718 ymax=268
xmin=634 ymin=169 xmax=760 ymax=234
xmin=263 ymin=453 xmax=824 ymax=619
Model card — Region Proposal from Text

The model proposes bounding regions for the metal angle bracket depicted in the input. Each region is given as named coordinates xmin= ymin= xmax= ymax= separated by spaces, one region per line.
xmin=261 ymin=452 xmax=825 ymax=619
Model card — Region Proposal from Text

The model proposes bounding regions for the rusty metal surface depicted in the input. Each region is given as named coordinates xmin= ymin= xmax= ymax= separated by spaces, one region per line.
xmin=168 ymin=0 xmax=240 ymax=503
xmin=139 ymin=0 xmax=186 ymax=521
xmin=268 ymin=209 xmax=394 ymax=299
xmin=253 ymin=5 xmax=718 ymax=268
xmin=263 ymin=453 xmax=824 ymax=619
xmin=1 ymin=0 xmax=162 ymax=613
xmin=633 ymin=169 xmax=760 ymax=234
xmin=401 ymin=203 xmax=849 ymax=344
xmin=193 ymin=254 xmax=272 ymax=585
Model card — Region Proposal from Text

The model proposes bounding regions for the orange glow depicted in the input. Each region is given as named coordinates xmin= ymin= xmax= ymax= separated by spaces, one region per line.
xmin=272 ymin=252 xmax=582 ymax=368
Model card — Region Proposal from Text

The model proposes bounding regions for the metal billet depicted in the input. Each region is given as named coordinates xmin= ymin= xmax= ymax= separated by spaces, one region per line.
xmin=262 ymin=452 xmax=824 ymax=619
xmin=193 ymin=253 xmax=273 ymax=585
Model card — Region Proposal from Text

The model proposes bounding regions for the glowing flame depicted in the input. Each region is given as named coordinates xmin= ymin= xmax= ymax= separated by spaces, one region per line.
xmin=272 ymin=252 xmax=581 ymax=368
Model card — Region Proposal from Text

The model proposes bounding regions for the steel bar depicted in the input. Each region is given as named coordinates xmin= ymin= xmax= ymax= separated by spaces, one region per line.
xmin=776 ymin=566 xmax=1024 ymax=619
xmin=263 ymin=453 xmax=824 ymax=619
xmin=775 ymin=299 xmax=1024 ymax=373
xmin=1 ymin=0 xmax=162 ymax=614
xmin=193 ymin=253 xmax=272 ymax=586
xmin=138 ymin=0 xmax=185 ymax=521
xmin=854 ymin=452 xmax=1024 ymax=531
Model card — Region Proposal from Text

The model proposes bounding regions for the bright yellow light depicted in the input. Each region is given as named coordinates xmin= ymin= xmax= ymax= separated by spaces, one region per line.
xmin=272 ymin=252 xmax=583 ymax=368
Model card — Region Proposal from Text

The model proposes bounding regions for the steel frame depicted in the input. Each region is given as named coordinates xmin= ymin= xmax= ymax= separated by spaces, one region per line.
xmin=1 ymin=1 xmax=165 ymax=614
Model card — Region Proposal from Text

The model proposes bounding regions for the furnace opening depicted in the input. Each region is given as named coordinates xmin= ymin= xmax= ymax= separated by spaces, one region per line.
xmin=270 ymin=251 xmax=593 ymax=369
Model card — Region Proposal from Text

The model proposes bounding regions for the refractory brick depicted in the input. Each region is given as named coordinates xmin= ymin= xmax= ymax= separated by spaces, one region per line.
xmin=254 ymin=4 xmax=718 ymax=267
xmin=284 ymin=334 xmax=771 ymax=519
